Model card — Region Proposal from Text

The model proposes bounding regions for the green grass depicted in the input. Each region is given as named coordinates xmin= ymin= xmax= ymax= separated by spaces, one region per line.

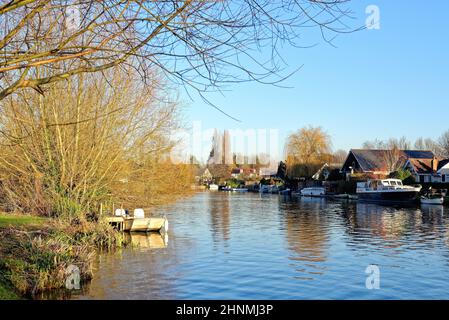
xmin=0 ymin=280 xmax=21 ymax=300
xmin=0 ymin=213 xmax=46 ymax=229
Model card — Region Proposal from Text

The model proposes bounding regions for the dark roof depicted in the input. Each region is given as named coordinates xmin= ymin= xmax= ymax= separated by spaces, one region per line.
xmin=349 ymin=150 xmax=390 ymax=172
xmin=402 ymin=150 xmax=436 ymax=159
xmin=348 ymin=149 xmax=436 ymax=173
xmin=438 ymin=159 xmax=449 ymax=171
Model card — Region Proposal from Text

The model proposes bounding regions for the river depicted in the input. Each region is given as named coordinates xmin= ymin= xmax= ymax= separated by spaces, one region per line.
xmin=68 ymin=192 xmax=449 ymax=300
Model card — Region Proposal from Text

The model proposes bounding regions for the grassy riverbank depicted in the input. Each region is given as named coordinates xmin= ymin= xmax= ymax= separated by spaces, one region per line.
xmin=0 ymin=213 xmax=124 ymax=300
xmin=0 ymin=214 xmax=44 ymax=299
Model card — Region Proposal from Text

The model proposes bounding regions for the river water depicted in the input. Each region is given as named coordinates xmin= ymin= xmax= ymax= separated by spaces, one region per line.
xmin=70 ymin=192 xmax=449 ymax=300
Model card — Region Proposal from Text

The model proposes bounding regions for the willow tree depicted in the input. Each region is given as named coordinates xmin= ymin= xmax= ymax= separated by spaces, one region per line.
xmin=0 ymin=69 xmax=189 ymax=218
xmin=0 ymin=0 xmax=356 ymax=105
xmin=285 ymin=126 xmax=332 ymax=178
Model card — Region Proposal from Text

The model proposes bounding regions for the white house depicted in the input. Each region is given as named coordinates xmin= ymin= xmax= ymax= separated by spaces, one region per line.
xmin=437 ymin=160 xmax=449 ymax=183
xmin=404 ymin=157 xmax=449 ymax=184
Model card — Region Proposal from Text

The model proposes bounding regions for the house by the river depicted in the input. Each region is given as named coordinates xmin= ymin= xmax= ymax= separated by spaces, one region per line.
xmin=341 ymin=149 xmax=449 ymax=183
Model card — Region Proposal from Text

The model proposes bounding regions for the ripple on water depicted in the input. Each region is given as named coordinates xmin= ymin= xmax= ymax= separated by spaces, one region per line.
xmin=68 ymin=192 xmax=449 ymax=300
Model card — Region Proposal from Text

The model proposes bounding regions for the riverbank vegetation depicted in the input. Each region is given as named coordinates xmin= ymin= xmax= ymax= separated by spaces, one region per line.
xmin=0 ymin=213 xmax=125 ymax=299
xmin=0 ymin=71 xmax=193 ymax=298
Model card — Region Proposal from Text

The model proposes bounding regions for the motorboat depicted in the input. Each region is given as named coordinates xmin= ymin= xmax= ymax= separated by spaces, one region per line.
xmin=420 ymin=196 xmax=444 ymax=205
xmin=357 ymin=179 xmax=421 ymax=204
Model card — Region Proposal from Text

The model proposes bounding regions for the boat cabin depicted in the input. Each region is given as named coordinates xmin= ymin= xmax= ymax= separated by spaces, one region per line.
xmin=357 ymin=179 xmax=405 ymax=191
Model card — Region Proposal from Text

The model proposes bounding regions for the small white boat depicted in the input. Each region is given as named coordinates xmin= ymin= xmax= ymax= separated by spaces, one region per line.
xmin=300 ymin=187 xmax=326 ymax=197
xmin=420 ymin=196 xmax=444 ymax=205
xmin=209 ymin=184 xmax=219 ymax=191
xmin=125 ymin=216 xmax=168 ymax=233
xmin=232 ymin=188 xmax=249 ymax=192
xmin=107 ymin=208 xmax=168 ymax=233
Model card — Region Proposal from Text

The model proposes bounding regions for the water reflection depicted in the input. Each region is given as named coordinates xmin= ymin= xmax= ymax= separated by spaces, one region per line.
xmin=125 ymin=232 xmax=168 ymax=250
xmin=209 ymin=193 xmax=231 ymax=245
xmin=342 ymin=202 xmax=449 ymax=251
xmin=65 ymin=193 xmax=449 ymax=300
xmin=281 ymin=198 xmax=330 ymax=281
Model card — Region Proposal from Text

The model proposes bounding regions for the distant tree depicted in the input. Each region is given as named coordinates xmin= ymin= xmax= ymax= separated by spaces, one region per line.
xmin=383 ymin=146 xmax=407 ymax=173
xmin=389 ymin=137 xmax=411 ymax=150
xmin=362 ymin=139 xmax=386 ymax=149
xmin=414 ymin=137 xmax=444 ymax=157
xmin=363 ymin=137 xmax=411 ymax=150
xmin=286 ymin=126 xmax=332 ymax=178
xmin=438 ymin=130 xmax=449 ymax=158
xmin=332 ymin=149 xmax=348 ymax=163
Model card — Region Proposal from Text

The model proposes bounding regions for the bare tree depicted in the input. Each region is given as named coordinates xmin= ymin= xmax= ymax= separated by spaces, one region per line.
xmin=383 ymin=146 xmax=406 ymax=173
xmin=438 ymin=130 xmax=449 ymax=158
xmin=362 ymin=139 xmax=386 ymax=149
xmin=414 ymin=136 xmax=443 ymax=157
xmin=332 ymin=149 xmax=348 ymax=163
xmin=1 ymin=0 xmax=357 ymax=102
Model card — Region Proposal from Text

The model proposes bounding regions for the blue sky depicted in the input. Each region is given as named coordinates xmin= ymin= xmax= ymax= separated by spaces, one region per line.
xmin=181 ymin=1 xmax=449 ymax=161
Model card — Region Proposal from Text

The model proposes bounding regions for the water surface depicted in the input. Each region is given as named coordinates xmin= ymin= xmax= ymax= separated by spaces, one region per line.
xmin=72 ymin=192 xmax=449 ymax=300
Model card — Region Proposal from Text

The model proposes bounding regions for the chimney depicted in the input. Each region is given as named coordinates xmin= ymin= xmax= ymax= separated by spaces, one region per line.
xmin=432 ymin=156 xmax=438 ymax=173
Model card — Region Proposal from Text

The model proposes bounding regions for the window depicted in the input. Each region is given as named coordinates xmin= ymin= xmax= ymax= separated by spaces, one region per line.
xmin=443 ymin=175 xmax=446 ymax=183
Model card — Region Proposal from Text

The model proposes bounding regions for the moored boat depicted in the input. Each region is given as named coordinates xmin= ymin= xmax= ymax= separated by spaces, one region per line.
xmin=209 ymin=184 xmax=219 ymax=191
xmin=420 ymin=196 xmax=444 ymax=205
xmin=125 ymin=216 xmax=168 ymax=233
xmin=300 ymin=187 xmax=326 ymax=197
xmin=107 ymin=208 xmax=168 ymax=233
xmin=357 ymin=179 xmax=421 ymax=204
